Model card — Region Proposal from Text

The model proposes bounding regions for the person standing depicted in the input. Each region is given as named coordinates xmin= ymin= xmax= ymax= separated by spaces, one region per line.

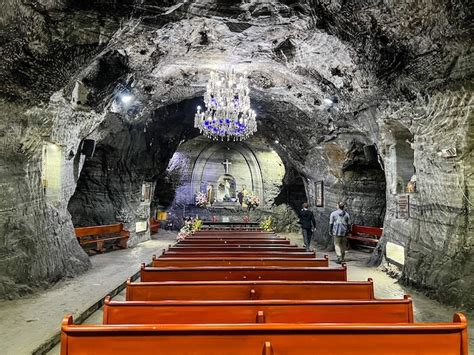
xmin=329 ymin=202 xmax=351 ymax=263
xmin=298 ymin=202 xmax=316 ymax=252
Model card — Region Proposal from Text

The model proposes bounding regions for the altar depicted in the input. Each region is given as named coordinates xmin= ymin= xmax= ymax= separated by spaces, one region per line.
xmin=191 ymin=143 xmax=264 ymax=208
xmin=201 ymin=221 xmax=260 ymax=231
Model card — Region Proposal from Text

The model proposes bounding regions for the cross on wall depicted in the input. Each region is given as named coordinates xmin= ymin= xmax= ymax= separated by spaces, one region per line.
xmin=222 ymin=159 xmax=232 ymax=174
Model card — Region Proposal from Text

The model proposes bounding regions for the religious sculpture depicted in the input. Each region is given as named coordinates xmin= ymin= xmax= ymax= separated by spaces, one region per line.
xmin=406 ymin=175 xmax=417 ymax=193
xmin=206 ymin=183 xmax=213 ymax=204
xmin=238 ymin=185 xmax=249 ymax=207
xmin=224 ymin=179 xmax=231 ymax=200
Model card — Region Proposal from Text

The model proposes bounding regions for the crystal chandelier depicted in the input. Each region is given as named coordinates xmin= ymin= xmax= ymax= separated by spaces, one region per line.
xmin=194 ymin=68 xmax=257 ymax=141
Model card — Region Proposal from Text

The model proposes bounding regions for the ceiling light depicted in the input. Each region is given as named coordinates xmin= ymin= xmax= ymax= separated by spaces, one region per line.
xmin=323 ymin=98 xmax=333 ymax=106
xmin=274 ymin=140 xmax=279 ymax=144
xmin=120 ymin=94 xmax=133 ymax=104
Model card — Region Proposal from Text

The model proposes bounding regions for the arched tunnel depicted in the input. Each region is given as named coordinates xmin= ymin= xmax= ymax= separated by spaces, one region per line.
xmin=0 ymin=0 xmax=472 ymax=315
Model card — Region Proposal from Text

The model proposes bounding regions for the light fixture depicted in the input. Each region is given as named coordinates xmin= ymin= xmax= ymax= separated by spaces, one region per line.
xmin=274 ymin=140 xmax=279 ymax=144
xmin=120 ymin=93 xmax=133 ymax=104
xmin=323 ymin=98 xmax=333 ymax=106
xmin=194 ymin=68 xmax=257 ymax=141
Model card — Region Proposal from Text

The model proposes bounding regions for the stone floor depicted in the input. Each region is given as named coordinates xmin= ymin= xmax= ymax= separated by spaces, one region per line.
xmin=0 ymin=231 xmax=177 ymax=355
xmin=2 ymin=230 xmax=472 ymax=354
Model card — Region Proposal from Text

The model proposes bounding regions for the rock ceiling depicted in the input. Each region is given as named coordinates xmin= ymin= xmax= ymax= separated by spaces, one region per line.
xmin=1 ymin=0 xmax=470 ymax=170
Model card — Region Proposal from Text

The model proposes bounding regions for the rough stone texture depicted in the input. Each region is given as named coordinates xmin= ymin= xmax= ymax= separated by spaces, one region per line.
xmin=0 ymin=1 xmax=472 ymax=308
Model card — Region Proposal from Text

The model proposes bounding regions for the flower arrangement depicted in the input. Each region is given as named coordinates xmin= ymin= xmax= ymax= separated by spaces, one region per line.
xmin=192 ymin=218 xmax=203 ymax=232
xmin=260 ymin=217 xmax=273 ymax=232
xmin=244 ymin=192 xmax=260 ymax=211
xmin=195 ymin=191 xmax=208 ymax=208
xmin=177 ymin=217 xmax=194 ymax=241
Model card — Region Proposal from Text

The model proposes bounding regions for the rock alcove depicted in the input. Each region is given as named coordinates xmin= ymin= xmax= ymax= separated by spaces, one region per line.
xmin=0 ymin=1 xmax=472 ymax=310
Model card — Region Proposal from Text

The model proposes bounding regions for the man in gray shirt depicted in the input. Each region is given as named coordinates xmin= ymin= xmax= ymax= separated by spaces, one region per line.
xmin=329 ymin=202 xmax=351 ymax=263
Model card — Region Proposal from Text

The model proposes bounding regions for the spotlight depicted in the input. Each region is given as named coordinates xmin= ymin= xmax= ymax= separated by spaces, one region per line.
xmin=120 ymin=94 xmax=133 ymax=104
xmin=323 ymin=98 xmax=333 ymax=106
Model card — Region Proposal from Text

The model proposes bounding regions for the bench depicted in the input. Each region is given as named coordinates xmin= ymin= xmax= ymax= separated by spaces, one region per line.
xmin=347 ymin=224 xmax=383 ymax=247
xmin=74 ymin=223 xmax=129 ymax=253
xmin=103 ymin=295 xmax=413 ymax=324
xmin=139 ymin=264 xmax=347 ymax=282
xmin=149 ymin=218 xmax=160 ymax=233
xmin=193 ymin=232 xmax=275 ymax=236
xmin=126 ymin=279 xmax=375 ymax=301
xmin=151 ymin=255 xmax=329 ymax=267
xmin=167 ymin=245 xmax=305 ymax=252
xmin=61 ymin=313 xmax=469 ymax=355
xmin=178 ymin=239 xmax=291 ymax=245
xmin=161 ymin=251 xmax=317 ymax=258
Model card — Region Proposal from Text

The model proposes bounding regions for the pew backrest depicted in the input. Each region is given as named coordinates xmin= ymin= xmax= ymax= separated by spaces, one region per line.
xmin=167 ymin=245 xmax=305 ymax=252
xmin=126 ymin=279 xmax=375 ymax=301
xmin=151 ymin=256 xmax=329 ymax=267
xmin=61 ymin=313 xmax=469 ymax=355
xmin=161 ymin=251 xmax=317 ymax=258
xmin=139 ymin=263 xmax=348 ymax=282
xmin=178 ymin=239 xmax=291 ymax=245
xmin=103 ymin=295 xmax=414 ymax=324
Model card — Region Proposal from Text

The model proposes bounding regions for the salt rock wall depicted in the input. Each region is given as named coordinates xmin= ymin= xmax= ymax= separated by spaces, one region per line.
xmin=0 ymin=96 xmax=99 ymax=299
xmin=302 ymin=134 xmax=387 ymax=248
xmin=377 ymin=91 xmax=473 ymax=309
xmin=68 ymin=101 xmax=198 ymax=246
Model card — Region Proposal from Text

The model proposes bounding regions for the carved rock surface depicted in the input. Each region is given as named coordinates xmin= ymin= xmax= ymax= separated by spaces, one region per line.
xmin=0 ymin=1 xmax=472 ymax=309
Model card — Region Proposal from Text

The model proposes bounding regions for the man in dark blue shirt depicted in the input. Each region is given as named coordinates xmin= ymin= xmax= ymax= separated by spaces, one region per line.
xmin=298 ymin=202 xmax=316 ymax=251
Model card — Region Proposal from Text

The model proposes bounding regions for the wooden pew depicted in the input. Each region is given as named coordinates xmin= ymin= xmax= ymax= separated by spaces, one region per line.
xmin=161 ymin=251 xmax=316 ymax=258
xmin=347 ymin=224 xmax=383 ymax=247
xmin=151 ymin=255 xmax=329 ymax=267
xmin=149 ymin=218 xmax=160 ymax=233
xmin=167 ymin=245 xmax=306 ymax=252
xmin=74 ymin=223 xmax=129 ymax=253
xmin=178 ymin=239 xmax=291 ymax=245
xmin=126 ymin=279 xmax=375 ymax=301
xmin=139 ymin=263 xmax=347 ymax=282
xmin=191 ymin=232 xmax=277 ymax=238
xmin=188 ymin=235 xmax=286 ymax=240
xmin=103 ymin=295 xmax=414 ymax=324
xmin=61 ymin=313 xmax=469 ymax=355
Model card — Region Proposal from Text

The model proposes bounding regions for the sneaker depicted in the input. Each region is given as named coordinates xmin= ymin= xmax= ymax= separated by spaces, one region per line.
xmin=335 ymin=258 xmax=341 ymax=264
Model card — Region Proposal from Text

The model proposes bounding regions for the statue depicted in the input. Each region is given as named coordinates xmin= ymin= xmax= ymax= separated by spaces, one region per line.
xmin=206 ymin=183 xmax=213 ymax=204
xmin=224 ymin=179 xmax=231 ymax=200
xmin=406 ymin=175 xmax=416 ymax=193
xmin=238 ymin=185 xmax=248 ymax=206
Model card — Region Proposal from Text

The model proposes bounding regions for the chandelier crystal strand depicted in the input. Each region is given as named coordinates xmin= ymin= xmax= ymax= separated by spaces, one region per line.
xmin=194 ymin=68 xmax=257 ymax=141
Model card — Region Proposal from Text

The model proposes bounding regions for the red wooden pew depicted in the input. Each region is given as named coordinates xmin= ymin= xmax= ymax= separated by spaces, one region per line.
xmin=61 ymin=313 xmax=469 ymax=355
xmin=126 ymin=279 xmax=375 ymax=301
xmin=139 ymin=263 xmax=347 ymax=282
xmin=103 ymin=295 xmax=414 ymax=324
xmin=151 ymin=255 xmax=329 ymax=267
xmin=160 ymin=250 xmax=316 ymax=258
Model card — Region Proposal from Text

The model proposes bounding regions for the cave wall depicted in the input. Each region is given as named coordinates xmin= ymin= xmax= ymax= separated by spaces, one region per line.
xmin=0 ymin=95 xmax=100 ymax=298
xmin=301 ymin=134 xmax=387 ymax=248
xmin=68 ymin=101 xmax=198 ymax=246
xmin=377 ymin=91 xmax=473 ymax=309
xmin=0 ymin=0 xmax=471 ymax=309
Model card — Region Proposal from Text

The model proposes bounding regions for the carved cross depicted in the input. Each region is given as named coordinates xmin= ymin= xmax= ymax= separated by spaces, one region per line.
xmin=222 ymin=159 xmax=232 ymax=174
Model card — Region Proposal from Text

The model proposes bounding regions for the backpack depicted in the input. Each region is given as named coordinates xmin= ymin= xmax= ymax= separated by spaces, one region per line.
xmin=333 ymin=211 xmax=348 ymax=236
